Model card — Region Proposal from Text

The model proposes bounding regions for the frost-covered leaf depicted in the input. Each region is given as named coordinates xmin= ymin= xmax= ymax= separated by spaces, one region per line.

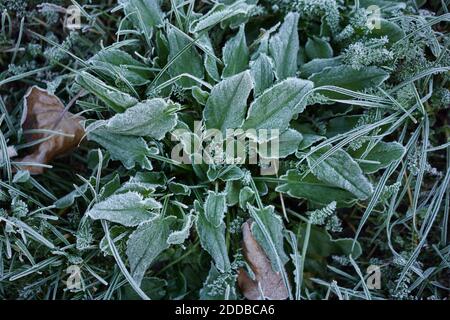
xmin=121 ymin=0 xmax=163 ymax=36
xmin=118 ymin=172 xmax=167 ymax=194
xmin=167 ymin=213 xmax=195 ymax=245
xmin=199 ymin=35 xmax=220 ymax=82
xmin=203 ymin=71 xmax=253 ymax=133
xmin=250 ymin=53 xmax=274 ymax=96
xmin=238 ymin=220 xmax=288 ymax=300
xmin=192 ymin=86 xmax=210 ymax=105
xmin=243 ymin=78 xmax=313 ymax=132
xmin=207 ymin=165 xmax=244 ymax=182
xmin=167 ymin=27 xmax=204 ymax=88
xmin=190 ymin=2 xmax=252 ymax=33
xmin=269 ymin=12 xmax=299 ymax=80
xmin=238 ymin=186 xmax=254 ymax=209
xmin=126 ymin=215 xmax=175 ymax=285
xmin=222 ymin=25 xmax=249 ymax=78
xmin=89 ymin=48 xmax=152 ymax=86
xmin=168 ymin=182 xmax=190 ymax=195
xmin=349 ymin=141 xmax=405 ymax=173
xmin=87 ymin=127 xmax=153 ymax=170
xmin=305 ymin=37 xmax=333 ymax=60
xmin=307 ymin=148 xmax=373 ymax=200
xmin=276 ymin=170 xmax=356 ymax=205
xmin=261 ymin=128 xmax=303 ymax=158
xmin=204 ymin=191 xmax=227 ymax=227
xmin=76 ymin=71 xmax=137 ymax=113
xmin=368 ymin=19 xmax=405 ymax=44
xmin=103 ymin=98 xmax=179 ymax=140
xmin=299 ymin=57 xmax=342 ymax=78
xmin=195 ymin=200 xmax=230 ymax=272
xmin=309 ymin=65 xmax=389 ymax=98
xmin=247 ymin=205 xmax=289 ymax=273
xmin=86 ymin=191 xmax=161 ymax=226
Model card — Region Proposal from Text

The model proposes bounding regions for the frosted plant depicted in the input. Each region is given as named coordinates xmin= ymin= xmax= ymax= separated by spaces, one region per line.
xmin=308 ymin=201 xmax=342 ymax=232
xmin=342 ymin=40 xmax=394 ymax=70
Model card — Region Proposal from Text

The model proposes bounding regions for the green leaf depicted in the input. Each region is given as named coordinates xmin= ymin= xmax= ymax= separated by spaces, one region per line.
xmin=89 ymin=48 xmax=152 ymax=86
xmin=309 ymin=65 xmax=389 ymax=98
xmin=305 ymin=37 xmax=333 ymax=60
xmin=276 ymin=170 xmax=356 ymax=205
xmin=86 ymin=191 xmax=161 ymax=226
xmin=103 ymin=98 xmax=179 ymax=139
xmin=190 ymin=2 xmax=252 ymax=34
xmin=204 ymin=191 xmax=227 ymax=227
xmin=243 ymin=78 xmax=313 ymax=132
xmin=222 ymin=25 xmax=249 ymax=78
xmin=250 ymin=53 xmax=274 ymax=96
xmin=195 ymin=200 xmax=230 ymax=272
xmin=349 ymin=141 xmax=405 ymax=173
xmin=207 ymin=165 xmax=244 ymax=182
xmin=203 ymin=71 xmax=253 ymax=133
xmin=76 ymin=71 xmax=137 ymax=113
xmin=167 ymin=27 xmax=204 ymax=88
xmin=238 ymin=186 xmax=255 ymax=209
xmin=88 ymin=127 xmax=153 ymax=170
xmin=269 ymin=12 xmax=299 ymax=80
xmin=167 ymin=213 xmax=195 ymax=245
xmin=118 ymin=172 xmax=167 ymax=194
xmin=199 ymin=34 xmax=220 ymax=82
xmin=247 ymin=205 xmax=289 ymax=272
xmin=368 ymin=19 xmax=405 ymax=44
xmin=192 ymin=86 xmax=209 ymax=105
xmin=121 ymin=0 xmax=163 ymax=35
xmin=307 ymin=148 xmax=373 ymax=200
xmin=299 ymin=57 xmax=342 ymax=78
xmin=126 ymin=215 xmax=176 ymax=285
xmin=270 ymin=128 xmax=303 ymax=158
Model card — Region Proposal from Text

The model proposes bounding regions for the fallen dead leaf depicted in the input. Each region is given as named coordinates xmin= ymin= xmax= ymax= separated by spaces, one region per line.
xmin=237 ymin=219 xmax=289 ymax=300
xmin=15 ymin=86 xmax=85 ymax=174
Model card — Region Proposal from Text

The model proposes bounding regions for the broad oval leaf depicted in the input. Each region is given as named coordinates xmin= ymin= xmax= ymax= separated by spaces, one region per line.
xmin=276 ymin=170 xmax=356 ymax=205
xmin=167 ymin=27 xmax=204 ymax=88
xmin=104 ymin=98 xmax=179 ymax=140
xmin=269 ymin=12 xmax=299 ymax=80
xmin=305 ymin=37 xmax=333 ymax=60
xmin=309 ymin=65 xmax=389 ymax=98
xmin=349 ymin=141 xmax=405 ymax=173
xmin=86 ymin=191 xmax=161 ymax=226
xmin=126 ymin=215 xmax=176 ymax=285
xmin=243 ymin=78 xmax=313 ymax=132
xmin=250 ymin=53 xmax=274 ymax=96
xmin=203 ymin=71 xmax=253 ymax=133
xmin=195 ymin=200 xmax=230 ymax=272
xmin=307 ymin=148 xmax=373 ymax=200
xmin=76 ymin=71 xmax=138 ymax=113
xmin=222 ymin=25 xmax=249 ymax=78
xmin=88 ymin=126 xmax=153 ymax=170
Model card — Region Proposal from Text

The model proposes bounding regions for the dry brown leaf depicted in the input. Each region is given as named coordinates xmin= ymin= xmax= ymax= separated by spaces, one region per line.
xmin=237 ymin=220 xmax=289 ymax=300
xmin=15 ymin=86 xmax=85 ymax=174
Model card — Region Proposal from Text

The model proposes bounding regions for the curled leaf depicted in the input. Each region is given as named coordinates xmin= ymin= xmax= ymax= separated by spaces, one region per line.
xmin=238 ymin=220 xmax=289 ymax=300
xmin=16 ymin=86 xmax=85 ymax=174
